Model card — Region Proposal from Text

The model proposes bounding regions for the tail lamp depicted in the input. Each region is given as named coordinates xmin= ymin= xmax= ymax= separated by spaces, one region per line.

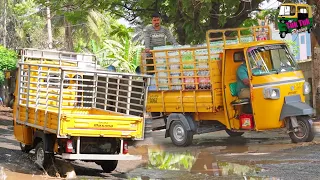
xmin=66 ymin=139 xmax=73 ymax=153
xmin=122 ymin=141 xmax=128 ymax=154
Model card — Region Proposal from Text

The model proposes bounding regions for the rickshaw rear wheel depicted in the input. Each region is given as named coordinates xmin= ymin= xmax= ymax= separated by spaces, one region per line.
xmin=289 ymin=116 xmax=315 ymax=143
xmin=225 ymin=129 xmax=244 ymax=137
xmin=169 ymin=120 xmax=193 ymax=147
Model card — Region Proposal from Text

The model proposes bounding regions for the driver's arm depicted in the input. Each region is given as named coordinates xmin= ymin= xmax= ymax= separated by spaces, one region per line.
xmin=237 ymin=67 xmax=250 ymax=86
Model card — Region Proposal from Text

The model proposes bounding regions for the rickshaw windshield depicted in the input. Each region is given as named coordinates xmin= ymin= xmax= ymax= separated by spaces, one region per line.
xmin=279 ymin=5 xmax=296 ymax=16
xmin=247 ymin=44 xmax=298 ymax=76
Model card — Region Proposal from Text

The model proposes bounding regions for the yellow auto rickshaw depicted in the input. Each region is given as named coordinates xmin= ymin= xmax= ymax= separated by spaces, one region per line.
xmin=141 ymin=26 xmax=315 ymax=146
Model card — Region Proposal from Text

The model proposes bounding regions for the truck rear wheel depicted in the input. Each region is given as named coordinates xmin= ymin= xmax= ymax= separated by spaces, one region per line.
xmin=20 ymin=142 xmax=33 ymax=153
xmin=225 ymin=129 xmax=244 ymax=137
xmin=289 ymin=116 xmax=315 ymax=143
xmin=35 ymin=141 xmax=53 ymax=169
xmin=99 ymin=160 xmax=118 ymax=173
xmin=169 ymin=120 xmax=193 ymax=147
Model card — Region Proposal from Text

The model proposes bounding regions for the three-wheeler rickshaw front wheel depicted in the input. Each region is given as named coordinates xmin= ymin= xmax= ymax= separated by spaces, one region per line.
xmin=169 ymin=120 xmax=193 ymax=147
xmin=289 ymin=116 xmax=315 ymax=143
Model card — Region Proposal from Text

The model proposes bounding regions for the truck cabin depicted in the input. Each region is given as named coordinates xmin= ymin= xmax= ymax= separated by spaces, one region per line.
xmin=224 ymin=40 xmax=297 ymax=108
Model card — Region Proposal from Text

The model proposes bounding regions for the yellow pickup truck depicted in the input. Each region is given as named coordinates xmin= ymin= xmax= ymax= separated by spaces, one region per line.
xmin=12 ymin=48 xmax=150 ymax=172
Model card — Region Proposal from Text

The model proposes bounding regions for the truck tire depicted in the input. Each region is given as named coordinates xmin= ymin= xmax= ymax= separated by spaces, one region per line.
xmin=289 ymin=116 xmax=315 ymax=143
xmin=169 ymin=120 xmax=193 ymax=147
xmin=144 ymin=117 xmax=152 ymax=138
xmin=35 ymin=141 xmax=53 ymax=169
xmin=99 ymin=160 xmax=118 ymax=173
xmin=225 ymin=129 xmax=244 ymax=137
xmin=20 ymin=142 xmax=33 ymax=153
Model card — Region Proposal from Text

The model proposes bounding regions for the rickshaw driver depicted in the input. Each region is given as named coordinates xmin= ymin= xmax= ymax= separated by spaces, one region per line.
xmin=236 ymin=54 xmax=250 ymax=99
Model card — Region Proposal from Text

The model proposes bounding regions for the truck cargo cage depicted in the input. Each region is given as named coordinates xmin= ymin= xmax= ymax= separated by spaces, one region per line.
xmin=19 ymin=48 xmax=98 ymax=69
xmin=140 ymin=26 xmax=271 ymax=91
xmin=15 ymin=49 xmax=151 ymax=138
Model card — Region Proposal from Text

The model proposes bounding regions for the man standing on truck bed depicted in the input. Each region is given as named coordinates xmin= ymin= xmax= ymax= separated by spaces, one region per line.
xmin=144 ymin=12 xmax=178 ymax=74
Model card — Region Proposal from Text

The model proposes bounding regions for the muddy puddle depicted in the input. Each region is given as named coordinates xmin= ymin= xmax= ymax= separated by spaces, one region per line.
xmin=127 ymin=143 xmax=303 ymax=180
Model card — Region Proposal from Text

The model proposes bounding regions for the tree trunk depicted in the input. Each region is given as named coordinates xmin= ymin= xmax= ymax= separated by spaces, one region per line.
xmin=3 ymin=0 xmax=7 ymax=48
xmin=64 ymin=16 xmax=74 ymax=51
xmin=308 ymin=0 xmax=320 ymax=47
xmin=312 ymin=47 xmax=320 ymax=116
xmin=308 ymin=0 xmax=320 ymax=112
xmin=46 ymin=1 xmax=53 ymax=49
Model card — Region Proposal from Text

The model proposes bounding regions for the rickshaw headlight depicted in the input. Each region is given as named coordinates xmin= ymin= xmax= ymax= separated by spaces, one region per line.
xmin=303 ymin=82 xmax=311 ymax=95
xmin=263 ymin=88 xmax=280 ymax=99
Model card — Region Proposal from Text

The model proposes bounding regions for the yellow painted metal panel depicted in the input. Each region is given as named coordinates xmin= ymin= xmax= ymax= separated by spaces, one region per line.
xmin=251 ymin=74 xmax=304 ymax=130
xmin=17 ymin=105 xmax=143 ymax=138
xmin=60 ymin=115 xmax=143 ymax=138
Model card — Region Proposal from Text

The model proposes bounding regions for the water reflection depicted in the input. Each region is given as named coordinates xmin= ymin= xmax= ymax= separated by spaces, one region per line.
xmin=147 ymin=149 xmax=195 ymax=171
xmin=147 ymin=146 xmax=261 ymax=178
xmin=190 ymin=151 xmax=221 ymax=176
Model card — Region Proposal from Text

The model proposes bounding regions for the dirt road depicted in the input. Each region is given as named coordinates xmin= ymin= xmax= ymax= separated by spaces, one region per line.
xmin=0 ymin=109 xmax=151 ymax=180
xmin=2 ymin=110 xmax=320 ymax=180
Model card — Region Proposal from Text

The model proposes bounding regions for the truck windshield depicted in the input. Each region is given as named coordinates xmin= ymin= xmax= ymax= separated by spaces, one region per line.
xmin=247 ymin=44 xmax=298 ymax=76
xmin=279 ymin=5 xmax=296 ymax=16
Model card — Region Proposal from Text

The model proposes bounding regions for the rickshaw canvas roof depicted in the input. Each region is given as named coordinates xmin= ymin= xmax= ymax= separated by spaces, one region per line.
xmin=224 ymin=40 xmax=286 ymax=50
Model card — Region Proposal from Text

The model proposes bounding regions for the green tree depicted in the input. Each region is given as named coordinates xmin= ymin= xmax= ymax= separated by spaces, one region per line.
xmin=106 ymin=0 xmax=267 ymax=45
xmin=71 ymin=10 xmax=141 ymax=72
xmin=12 ymin=0 xmax=47 ymax=48
xmin=0 ymin=0 xmax=48 ymax=49
xmin=0 ymin=46 xmax=17 ymax=84
xmin=36 ymin=0 xmax=289 ymax=45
